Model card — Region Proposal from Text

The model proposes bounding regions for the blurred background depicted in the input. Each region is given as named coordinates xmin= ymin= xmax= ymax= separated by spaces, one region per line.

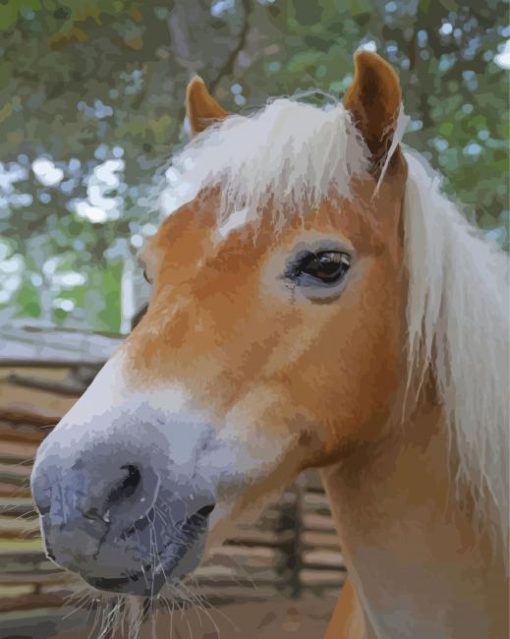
xmin=0 ymin=0 xmax=508 ymax=334
xmin=0 ymin=1 xmax=508 ymax=638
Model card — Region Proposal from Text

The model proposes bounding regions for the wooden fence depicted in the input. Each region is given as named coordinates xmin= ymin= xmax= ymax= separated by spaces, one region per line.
xmin=0 ymin=324 xmax=345 ymax=620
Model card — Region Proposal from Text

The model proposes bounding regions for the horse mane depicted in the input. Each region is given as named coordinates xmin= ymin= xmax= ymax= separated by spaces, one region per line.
xmin=403 ymin=149 xmax=509 ymax=545
xmin=160 ymin=97 xmax=509 ymax=545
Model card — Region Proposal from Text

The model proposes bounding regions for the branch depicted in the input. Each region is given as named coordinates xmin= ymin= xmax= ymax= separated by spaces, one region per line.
xmin=209 ymin=0 xmax=252 ymax=94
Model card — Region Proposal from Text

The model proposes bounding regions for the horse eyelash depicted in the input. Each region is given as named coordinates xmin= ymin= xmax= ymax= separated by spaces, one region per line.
xmin=283 ymin=250 xmax=315 ymax=280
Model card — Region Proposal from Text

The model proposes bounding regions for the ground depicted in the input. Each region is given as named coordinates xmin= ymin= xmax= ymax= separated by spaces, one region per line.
xmin=0 ymin=595 xmax=335 ymax=639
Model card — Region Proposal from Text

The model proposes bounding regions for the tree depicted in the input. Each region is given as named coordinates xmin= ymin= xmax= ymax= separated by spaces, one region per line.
xmin=0 ymin=0 xmax=507 ymax=331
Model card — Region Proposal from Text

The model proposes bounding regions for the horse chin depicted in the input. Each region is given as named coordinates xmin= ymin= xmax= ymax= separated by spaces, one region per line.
xmin=84 ymin=572 xmax=161 ymax=597
xmin=83 ymin=504 xmax=240 ymax=598
xmin=81 ymin=543 xmax=204 ymax=598
xmin=84 ymin=570 xmax=176 ymax=598
xmin=81 ymin=527 xmax=208 ymax=598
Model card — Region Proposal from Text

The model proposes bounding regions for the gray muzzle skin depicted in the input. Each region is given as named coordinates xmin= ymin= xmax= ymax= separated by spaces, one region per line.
xmin=30 ymin=405 xmax=216 ymax=597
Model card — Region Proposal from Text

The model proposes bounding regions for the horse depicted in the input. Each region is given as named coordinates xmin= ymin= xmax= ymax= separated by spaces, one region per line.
xmin=31 ymin=52 xmax=508 ymax=638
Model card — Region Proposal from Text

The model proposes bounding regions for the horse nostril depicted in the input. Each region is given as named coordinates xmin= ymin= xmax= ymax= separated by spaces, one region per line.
xmin=119 ymin=464 xmax=142 ymax=499
xmin=196 ymin=504 xmax=215 ymax=518
xmin=108 ymin=464 xmax=142 ymax=505
xmin=82 ymin=464 xmax=144 ymax=523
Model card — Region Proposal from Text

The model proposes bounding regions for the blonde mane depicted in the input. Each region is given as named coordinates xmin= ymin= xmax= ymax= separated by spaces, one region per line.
xmin=404 ymin=150 xmax=509 ymax=545
xmin=160 ymin=97 xmax=509 ymax=544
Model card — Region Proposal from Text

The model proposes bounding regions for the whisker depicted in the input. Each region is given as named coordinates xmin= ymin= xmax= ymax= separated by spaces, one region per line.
xmin=171 ymin=583 xmax=194 ymax=639
xmin=187 ymin=573 xmax=238 ymax=633
xmin=179 ymin=580 xmax=223 ymax=638
xmin=62 ymin=587 xmax=95 ymax=621
xmin=126 ymin=596 xmax=144 ymax=639
xmin=84 ymin=595 xmax=104 ymax=639
xmin=12 ymin=508 xmax=38 ymax=521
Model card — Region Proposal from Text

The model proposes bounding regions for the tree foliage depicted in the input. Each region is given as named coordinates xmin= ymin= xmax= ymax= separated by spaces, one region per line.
xmin=1 ymin=0 xmax=508 ymax=331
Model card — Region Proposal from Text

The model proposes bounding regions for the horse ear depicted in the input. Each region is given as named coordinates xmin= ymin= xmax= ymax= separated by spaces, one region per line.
xmin=186 ymin=76 xmax=228 ymax=135
xmin=344 ymin=51 xmax=401 ymax=163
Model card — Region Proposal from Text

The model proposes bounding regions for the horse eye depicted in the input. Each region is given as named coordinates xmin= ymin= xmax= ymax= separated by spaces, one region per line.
xmin=143 ymin=269 xmax=152 ymax=285
xmin=291 ymin=251 xmax=351 ymax=285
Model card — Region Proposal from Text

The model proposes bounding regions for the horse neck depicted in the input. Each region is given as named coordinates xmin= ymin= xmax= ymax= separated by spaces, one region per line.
xmin=320 ymin=389 xmax=507 ymax=639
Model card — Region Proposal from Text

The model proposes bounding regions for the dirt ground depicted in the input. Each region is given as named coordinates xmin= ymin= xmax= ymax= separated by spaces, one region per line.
xmin=51 ymin=594 xmax=336 ymax=639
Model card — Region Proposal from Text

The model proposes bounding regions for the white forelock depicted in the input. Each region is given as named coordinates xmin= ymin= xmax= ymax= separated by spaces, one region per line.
xmin=160 ymin=97 xmax=370 ymax=227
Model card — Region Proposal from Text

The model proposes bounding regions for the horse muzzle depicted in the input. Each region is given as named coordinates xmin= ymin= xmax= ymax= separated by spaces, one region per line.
xmin=30 ymin=408 xmax=216 ymax=597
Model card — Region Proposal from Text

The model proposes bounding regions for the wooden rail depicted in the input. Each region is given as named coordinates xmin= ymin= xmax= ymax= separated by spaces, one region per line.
xmin=0 ymin=331 xmax=345 ymax=617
